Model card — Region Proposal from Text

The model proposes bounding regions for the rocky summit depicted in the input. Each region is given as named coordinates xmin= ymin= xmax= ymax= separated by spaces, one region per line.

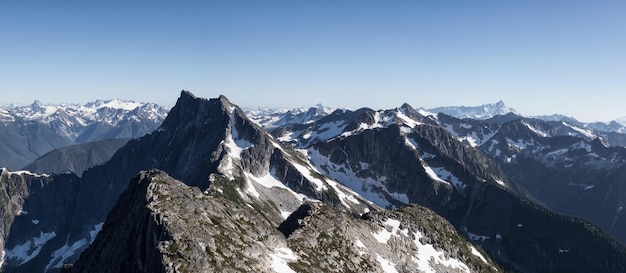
xmin=63 ymin=170 xmax=499 ymax=273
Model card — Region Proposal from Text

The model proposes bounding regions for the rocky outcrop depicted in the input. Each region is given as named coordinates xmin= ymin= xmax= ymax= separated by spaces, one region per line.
xmin=64 ymin=170 xmax=500 ymax=273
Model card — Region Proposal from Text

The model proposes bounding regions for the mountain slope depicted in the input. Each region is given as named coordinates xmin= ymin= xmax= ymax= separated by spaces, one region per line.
xmin=63 ymin=170 xmax=500 ymax=273
xmin=23 ymin=138 xmax=130 ymax=176
xmin=0 ymin=121 xmax=74 ymax=170
xmin=433 ymin=113 xmax=626 ymax=243
xmin=275 ymin=106 xmax=626 ymax=272
xmin=0 ymin=168 xmax=81 ymax=273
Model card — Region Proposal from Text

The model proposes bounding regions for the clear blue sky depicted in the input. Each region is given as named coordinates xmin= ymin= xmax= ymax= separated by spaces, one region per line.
xmin=1 ymin=1 xmax=624 ymax=122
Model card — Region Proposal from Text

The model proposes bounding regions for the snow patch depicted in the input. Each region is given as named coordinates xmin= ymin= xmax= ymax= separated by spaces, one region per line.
xmin=280 ymin=210 xmax=292 ymax=219
xmin=507 ymin=138 xmax=535 ymax=150
xmin=372 ymin=218 xmax=405 ymax=244
xmin=324 ymin=177 xmax=362 ymax=207
xmin=45 ymin=239 xmax=87 ymax=271
xmin=467 ymin=231 xmax=490 ymax=242
xmin=458 ymin=133 xmax=479 ymax=147
xmin=354 ymin=238 xmax=366 ymax=255
xmin=522 ymin=121 xmax=548 ymax=137
xmin=413 ymin=229 xmax=471 ymax=272
xmin=431 ymin=167 xmax=466 ymax=189
xmin=417 ymin=109 xmax=436 ymax=117
xmin=268 ymin=247 xmax=298 ymax=273
xmin=376 ymin=254 xmax=399 ymax=273
xmin=310 ymin=121 xmax=348 ymax=141
xmin=421 ymin=162 xmax=451 ymax=186
xmin=583 ymin=184 xmax=595 ymax=190
xmin=396 ymin=110 xmax=423 ymax=128
xmin=4 ymin=169 xmax=49 ymax=178
xmin=308 ymin=149 xmax=408 ymax=209
xmin=290 ymin=162 xmax=328 ymax=191
xmin=404 ymin=136 xmax=419 ymax=150
xmin=245 ymin=171 xmax=308 ymax=201
xmin=4 ymin=231 xmax=56 ymax=266
xmin=45 ymin=221 xmax=104 ymax=270
xmin=562 ymin=122 xmax=596 ymax=139
xmin=470 ymin=245 xmax=489 ymax=264
xmin=90 ymin=222 xmax=104 ymax=242
xmin=495 ymin=179 xmax=506 ymax=187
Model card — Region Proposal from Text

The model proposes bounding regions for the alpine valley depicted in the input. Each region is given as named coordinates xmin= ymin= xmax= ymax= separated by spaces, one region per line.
xmin=1 ymin=91 xmax=626 ymax=273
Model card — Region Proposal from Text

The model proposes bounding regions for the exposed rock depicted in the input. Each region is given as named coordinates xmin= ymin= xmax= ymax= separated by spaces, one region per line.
xmin=65 ymin=170 xmax=500 ymax=273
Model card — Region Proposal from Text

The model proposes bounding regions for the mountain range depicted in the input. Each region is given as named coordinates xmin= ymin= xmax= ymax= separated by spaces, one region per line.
xmin=0 ymin=100 xmax=169 ymax=170
xmin=2 ymin=93 xmax=626 ymax=272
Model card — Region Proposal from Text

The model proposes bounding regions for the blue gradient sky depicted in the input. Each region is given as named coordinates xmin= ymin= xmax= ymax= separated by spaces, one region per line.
xmin=1 ymin=1 xmax=624 ymax=122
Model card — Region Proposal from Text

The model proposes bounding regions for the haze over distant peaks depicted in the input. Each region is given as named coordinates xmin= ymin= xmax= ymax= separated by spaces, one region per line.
xmin=422 ymin=100 xmax=519 ymax=120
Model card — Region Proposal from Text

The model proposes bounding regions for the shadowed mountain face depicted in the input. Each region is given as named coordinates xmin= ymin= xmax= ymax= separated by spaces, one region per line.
xmin=3 ymin=92 xmax=626 ymax=273
xmin=23 ymin=138 xmax=130 ymax=176
xmin=434 ymin=113 xmax=626 ymax=244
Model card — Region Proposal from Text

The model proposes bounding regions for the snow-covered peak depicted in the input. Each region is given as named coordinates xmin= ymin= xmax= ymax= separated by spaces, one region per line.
xmin=424 ymin=100 xmax=518 ymax=120
xmin=1 ymin=99 xmax=168 ymax=125
xmin=84 ymin=99 xmax=144 ymax=111
xmin=0 ymin=99 xmax=169 ymax=140
xmin=0 ymin=108 xmax=15 ymax=122
xmin=244 ymin=104 xmax=341 ymax=129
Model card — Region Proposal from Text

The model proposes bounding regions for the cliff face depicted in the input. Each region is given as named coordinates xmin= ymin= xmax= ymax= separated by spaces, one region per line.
xmin=0 ymin=168 xmax=80 ymax=273
xmin=65 ymin=170 xmax=500 ymax=273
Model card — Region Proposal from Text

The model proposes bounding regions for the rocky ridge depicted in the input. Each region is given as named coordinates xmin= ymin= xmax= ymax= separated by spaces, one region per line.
xmin=64 ymin=170 xmax=499 ymax=273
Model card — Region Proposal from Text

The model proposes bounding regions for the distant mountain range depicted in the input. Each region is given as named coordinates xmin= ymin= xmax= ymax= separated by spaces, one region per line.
xmin=0 ymin=100 xmax=168 ymax=170
xmin=420 ymin=100 xmax=520 ymax=120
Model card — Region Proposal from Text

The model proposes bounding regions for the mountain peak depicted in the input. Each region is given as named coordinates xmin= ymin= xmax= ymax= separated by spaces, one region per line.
xmin=180 ymin=90 xmax=198 ymax=100
xmin=30 ymin=100 xmax=46 ymax=112
xmin=426 ymin=100 xmax=518 ymax=120
xmin=400 ymin=102 xmax=414 ymax=110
